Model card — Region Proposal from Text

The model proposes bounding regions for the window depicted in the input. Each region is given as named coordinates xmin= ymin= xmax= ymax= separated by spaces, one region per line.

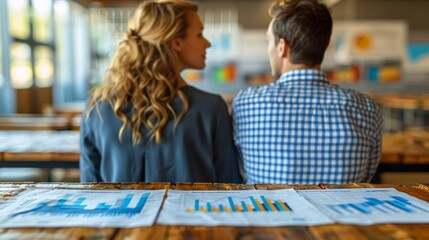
xmin=8 ymin=0 xmax=30 ymax=39
xmin=34 ymin=46 xmax=54 ymax=87
xmin=7 ymin=0 xmax=55 ymax=89
xmin=10 ymin=42 xmax=33 ymax=89
xmin=0 ymin=17 xmax=3 ymax=90
xmin=33 ymin=0 xmax=53 ymax=43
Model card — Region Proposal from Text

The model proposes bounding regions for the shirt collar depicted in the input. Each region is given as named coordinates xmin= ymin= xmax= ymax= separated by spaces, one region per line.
xmin=276 ymin=69 xmax=330 ymax=85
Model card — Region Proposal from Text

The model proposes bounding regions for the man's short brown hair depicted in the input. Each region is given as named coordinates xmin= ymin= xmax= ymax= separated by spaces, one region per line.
xmin=269 ymin=0 xmax=332 ymax=67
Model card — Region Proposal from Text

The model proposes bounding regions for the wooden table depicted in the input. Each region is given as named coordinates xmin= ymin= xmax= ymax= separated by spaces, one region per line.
xmin=1 ymin=129 xmax=429 ymax=183
xmin=0 ymin=182 xmax=428 ymax=239
xmin=0 ymin=114 xmax=71 ymax=131
xmin=374 ymin=130 xmax=429 ymax=182
xmin=0 ymin=131 xmax=80 ymax=181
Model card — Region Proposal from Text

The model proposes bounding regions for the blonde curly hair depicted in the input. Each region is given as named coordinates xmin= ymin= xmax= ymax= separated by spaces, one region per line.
xmin=86 ymin=0 xmax=198 ymax=144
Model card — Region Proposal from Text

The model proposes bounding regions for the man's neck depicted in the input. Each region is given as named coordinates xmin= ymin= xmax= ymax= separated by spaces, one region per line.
xmin=283 ymin=63 xmax=321 ymax=72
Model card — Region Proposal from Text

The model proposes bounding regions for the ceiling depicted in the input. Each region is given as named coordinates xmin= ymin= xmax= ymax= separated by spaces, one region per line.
xmin=77 ymin=0 xmax=141 ymax=7
xmin=78 ymin=0 xmax=342 ymax=8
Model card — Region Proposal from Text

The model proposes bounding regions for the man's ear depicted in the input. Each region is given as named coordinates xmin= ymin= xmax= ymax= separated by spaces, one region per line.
xmin=277 ymin=38 xmax=288 ymax=58
xmin=171 ymin=38 xmax=182 ymax=52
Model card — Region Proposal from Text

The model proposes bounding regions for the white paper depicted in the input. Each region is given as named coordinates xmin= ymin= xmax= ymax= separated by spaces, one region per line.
xmin=298 ymin=188 xmax=429 ymax=225
xmin=0 ymin=187 xmax=23 ymax=195
xmin=0 ymin=188 xmax=165 ymax=228
xmin=157 ymin=189 xmax=334 ymax=226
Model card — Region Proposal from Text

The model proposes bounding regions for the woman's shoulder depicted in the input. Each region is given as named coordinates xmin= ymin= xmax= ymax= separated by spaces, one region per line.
xmin=83 ymin=99 xmax=116 ymax=120
xmin=181 ymin=86 xmax=224 ymax=105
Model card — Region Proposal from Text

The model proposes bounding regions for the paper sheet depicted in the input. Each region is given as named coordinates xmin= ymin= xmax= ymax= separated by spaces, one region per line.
xmin=157 ymin=189 xmax=334 ymax=226
xmin=298 ymin=188 xmax=429 ymax=225
xmin=0 ymin=188 xmax=165 ymax=228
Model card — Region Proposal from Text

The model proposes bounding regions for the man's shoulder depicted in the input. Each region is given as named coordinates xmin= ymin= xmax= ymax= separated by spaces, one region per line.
xmin=339 ymin=88 xmax=380 ymax=110
xmin=233 ymin=83 xmax=277 ymax=104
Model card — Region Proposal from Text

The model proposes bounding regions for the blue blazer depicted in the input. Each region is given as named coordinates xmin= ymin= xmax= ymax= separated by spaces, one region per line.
xmin=80 ymin=86 xmax=242 ymax=183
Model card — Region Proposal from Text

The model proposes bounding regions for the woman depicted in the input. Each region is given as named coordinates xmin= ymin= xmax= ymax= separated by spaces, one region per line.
xmin=80 ymin=0 xmax=241 ymax=183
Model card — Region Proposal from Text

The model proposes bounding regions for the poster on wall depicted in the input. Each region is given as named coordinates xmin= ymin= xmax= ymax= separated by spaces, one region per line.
xmin=324 ymin=21 xmax=407 ymax=83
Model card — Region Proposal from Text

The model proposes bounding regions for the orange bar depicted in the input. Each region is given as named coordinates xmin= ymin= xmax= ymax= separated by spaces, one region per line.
xmin=278 ymin=201 xmax=290 ymax=211
xmin=186 ymin=208 xmax=194 ymax=212
xmin=255 ymin=199 xmax=265 ymax=212
xmin=266 ymin=198 xmax=277 ymax=212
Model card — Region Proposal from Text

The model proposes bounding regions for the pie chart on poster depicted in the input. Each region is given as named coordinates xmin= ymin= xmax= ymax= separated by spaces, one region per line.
xmin=354 ymin=33 xmax=372 ymax=52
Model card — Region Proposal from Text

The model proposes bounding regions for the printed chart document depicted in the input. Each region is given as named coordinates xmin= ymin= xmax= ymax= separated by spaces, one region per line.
xmin=157 ymin=189 xmax=334 ymax=226
xmin=298 ymin=188 xmax=429 ymax=225
xmin=0 ymin=188 xmax=165 ymax=228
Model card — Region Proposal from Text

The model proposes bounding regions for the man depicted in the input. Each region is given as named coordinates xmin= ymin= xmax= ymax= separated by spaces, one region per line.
xmin=232 ymin=0 xmax=383 ymax=184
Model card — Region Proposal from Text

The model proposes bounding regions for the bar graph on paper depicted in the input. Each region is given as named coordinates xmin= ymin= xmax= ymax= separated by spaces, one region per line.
xmin=186 ymin=195 xmax=292 ymax=213
xmin=298 ymin=188 xmax=429 ymax=225
xmin=157 ymin=189 xmax=334 ymax=226
xmin=0 ymin=189 xmax=165 ymax=228
xmin=12 ymin=192 xmax=150 ymax=217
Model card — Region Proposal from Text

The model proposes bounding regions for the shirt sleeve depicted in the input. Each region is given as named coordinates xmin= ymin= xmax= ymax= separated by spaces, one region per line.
xmin=364 ymin=106 xmax=383 ymax=182
xmin=212 ymin=97 xmax=243 ymax=184
xmin=231 ymin=97 xmax=246 ymax=182
xmin=79 ymin=107 xmax=102 ymax=182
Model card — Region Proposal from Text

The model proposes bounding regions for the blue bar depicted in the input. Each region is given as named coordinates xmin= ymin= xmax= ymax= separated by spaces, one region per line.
xmin=228 ymin=197 xmax=236 ymax=212
xmin=385 ymin=200 xmax=413 ymax=213
xmin=195 ymin=200 xmax=200 ymax=212
xmin=241 ymin=201 xmax=248 ymax=212
xmin=207 ymin=202 xmax=212 ymax=212
xmin=55 ymin=194 xmax=72 ymax=206
xmin=96 ymin=203 xmax=111 ymax=209
xmin=135 ymin=193 xmax=149 ymax=211
xmin=391 ymin=196 xmax=410 ymax=204
xmin=283 ymin=202 xmax=293 ymax=211
xmin=260 ymin=196 xmax=273 ymax=211
xmin=274 ymin=201 xmax=284 ymax=211
xmin=120 ymin=194 xmax=132 ymax=208
xmin=349 ymin=203 xmax=371 ymax=214
xmin=219 ymin=205 xmax=224 ymax=212
xmin=328 ymin=205 xmax=343 ymax=215
xmin=364 ymin=197 xmax=384 ymax=206
xmin=250 ymin=196 xmax=261 ymax=212
xmin=391 ymin=196 xmax=429 ymax=213
xmin=73 ymin=197 xmax=86 ymax=206
xmin=339 ymin=204 xmax=353 ymax=214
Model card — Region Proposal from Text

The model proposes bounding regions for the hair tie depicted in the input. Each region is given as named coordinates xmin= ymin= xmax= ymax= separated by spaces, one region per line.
xmin=127 ymin=29 xmax=142 ymax=41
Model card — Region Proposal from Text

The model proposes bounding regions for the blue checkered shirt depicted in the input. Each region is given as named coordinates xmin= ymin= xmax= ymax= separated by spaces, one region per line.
xmin=232 ymin=69 xmax=383 ymax=184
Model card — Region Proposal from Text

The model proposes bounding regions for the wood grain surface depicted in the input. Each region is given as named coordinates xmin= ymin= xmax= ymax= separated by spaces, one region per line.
xmin=0 ymin=182 xmax=428 ymax=240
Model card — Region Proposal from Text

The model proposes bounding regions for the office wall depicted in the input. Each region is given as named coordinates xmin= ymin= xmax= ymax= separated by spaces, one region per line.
xmin=198 ymin=0 xmax=429 ymax=32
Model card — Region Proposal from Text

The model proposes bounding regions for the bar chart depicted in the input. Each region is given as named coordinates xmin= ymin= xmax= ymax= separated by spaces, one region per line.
xmin=0 ymin=189 xmax=165 ymax=227
xmin=186 ymin=195 xmax=292 ymax=213
xmin=13 ymin=193 xmax=150 ymax=217
xmin=158 ymin=189 xmax=334 ymax=226
xmin=298 ymin=188 xmax=429 ymax=225
xmin=326 ymin=196 xmax=429 ymax=215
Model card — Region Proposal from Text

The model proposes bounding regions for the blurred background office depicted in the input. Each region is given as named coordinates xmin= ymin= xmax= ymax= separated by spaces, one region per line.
xmin=1 ymin=0 xmax=429 ymax=183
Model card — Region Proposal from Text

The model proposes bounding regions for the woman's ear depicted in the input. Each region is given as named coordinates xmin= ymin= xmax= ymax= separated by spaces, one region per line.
xmin=171 ymin=38 xmax=183 ymax=52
